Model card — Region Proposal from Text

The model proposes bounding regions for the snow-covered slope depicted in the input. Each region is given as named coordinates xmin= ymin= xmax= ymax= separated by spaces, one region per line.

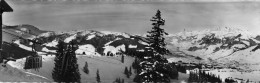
xmin=0 ymin=63 xmax=51 ymax=82
xmin=167 ymin=27 xmax=260 ymax=70
xmin=17 ymin=30 xmax=150 ymax=57
xmin=4 ymin=54 xmax=135 ymax=82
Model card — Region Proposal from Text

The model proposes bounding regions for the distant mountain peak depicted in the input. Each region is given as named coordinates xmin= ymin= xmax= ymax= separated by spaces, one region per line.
xmin=170 ymin=27 xmax=257 ymax=40
xmin=3 ymin=24 xmax=48 ymax=36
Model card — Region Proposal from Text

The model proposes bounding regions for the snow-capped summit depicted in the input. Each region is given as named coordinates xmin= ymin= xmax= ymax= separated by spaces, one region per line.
xmin=38 ymin=32 xmax=56 ymax=38
xmin=16 ymin=29 xmax=150 ymax=58
xmin=172 ymin=27 xmax=257 ymax=41
xmin=99 ymin=31 xmax=131 ymax=38
xmin=167 ymin=27 xmax=260 ymax=70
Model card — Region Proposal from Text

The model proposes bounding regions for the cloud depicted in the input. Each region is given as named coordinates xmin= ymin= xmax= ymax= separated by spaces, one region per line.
xmin=9 ymin=0 xmax=260 ymax=3
xmin=4 ymin=0 xmax=260 ymax=34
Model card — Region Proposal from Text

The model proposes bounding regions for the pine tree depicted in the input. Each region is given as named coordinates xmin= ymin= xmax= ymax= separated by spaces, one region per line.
xmin=96 ymin=69 xmax=101 ymax=83
xmin=166 ymin=63 xmax=178 ymax=79
xmin=124 ymin=67 xmax=128 ymax=75
xmin=83 ymin=61 xmax=89 ymax=74
xmin=121 ymin=55 xmax=124 ymax=63
xmin=115 ymin=78 xmax=122 ymax=83
xmin=129 ymin=66 xmax=132 ymax=76
xmin=133 ymin=10 xmax=179 ymax=83
xmin=52 ymin=41 xmax=81 ymax=82
xmin=52 ymin=40 xmax=65 ymax=82
xmin=121 ymin=79 xmax=124 ymax=83
xmin=114 ymin=78 xmax=118 ymax=83
xmin=146 ymin=10 xmax=170 ymax=55
xmin=63 ymin=42 xmax=81 ymax=82
xmin=246 ymin=79 xmax=250 ymax=83
xmin=132 ymin=58 xmax=138 ymax=69
xmin=124 ymin=67 xmax=130 ymax=78
xmin=133 ymin=55 xmax=170 ymax=83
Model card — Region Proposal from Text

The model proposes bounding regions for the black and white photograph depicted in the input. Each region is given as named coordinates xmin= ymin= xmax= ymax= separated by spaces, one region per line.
xmin=1 ymin=0 xmax=260 ymax=82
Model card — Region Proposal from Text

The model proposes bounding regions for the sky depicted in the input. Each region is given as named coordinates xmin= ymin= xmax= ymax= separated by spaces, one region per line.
xmin=2 ymin=0 xmax=260 ymax=34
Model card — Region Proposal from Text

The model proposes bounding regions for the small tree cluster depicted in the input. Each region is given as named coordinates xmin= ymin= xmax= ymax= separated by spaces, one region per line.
xmin=188 ymin=70 xmax=222 ymax=82
xmin=166 ymin=63 xmax=179 ymax=79
xmin=132 ymin=58 xmax=140 ymax=73
xmin=114 ymin=78 xmax=124 ymax=83
xmin=124 ymin=66 xmax=132 ymax=78
xmin=176 ymin=64 xmax=187 ymax=73
xmin=225 ymin=77 xmax=236 ymax=83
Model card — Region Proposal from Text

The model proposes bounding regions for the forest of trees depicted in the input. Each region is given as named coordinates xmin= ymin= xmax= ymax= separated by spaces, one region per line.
xmin=188 ymin=70 xmax=222 ymax=82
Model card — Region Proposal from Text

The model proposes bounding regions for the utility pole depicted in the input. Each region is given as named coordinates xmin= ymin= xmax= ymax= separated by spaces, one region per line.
xmin=0 ymin=0 xmax=13 ymax=63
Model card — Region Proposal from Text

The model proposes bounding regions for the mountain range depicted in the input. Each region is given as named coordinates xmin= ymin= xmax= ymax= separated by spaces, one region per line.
xmin=3 ymin=24 xmax=260 ymax=70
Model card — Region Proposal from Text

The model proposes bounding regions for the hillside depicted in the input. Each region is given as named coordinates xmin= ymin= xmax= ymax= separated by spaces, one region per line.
xmin=4 ymin=25 xmax=260 ymax=70
xmin=5 ymin=54 xmax=136 ymax=82
xmin=3 ymin=24 xmax=48 ymax=36
xmin=3 ymin=25 xmax=260 ymax=82
xmin=15 ymin=29 xmax=150 ymax=58
xmin=166 ymin=27 xmax=260 ymax=70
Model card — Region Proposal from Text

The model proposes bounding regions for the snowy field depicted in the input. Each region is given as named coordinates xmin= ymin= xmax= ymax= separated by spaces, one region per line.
xmin=1 ymin=54 xmax=136 ymax=82
xmin=0 ymin=53 xmax=194 ymax=83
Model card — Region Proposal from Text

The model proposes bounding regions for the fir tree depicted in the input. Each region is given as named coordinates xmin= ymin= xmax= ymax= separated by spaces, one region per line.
xmin=124 ymin=67 xmax=130 ymax=78
xmin=116 ymin=78 xmax=120 ymax=83
xmin=124 ymin=67 xmax=128 ymax=75
xmin=63 ymin=42 xmax=81 ymax=82
xmin=52 ymin=40 xmax=65 ymax=82
xmin=96 ymin=69 xmax=101 ymax=83
xmin=114 ymin=78 xmax=125 ymax=83
xmin=118 ymin=78 xmax=121 ymax=83
xmin=52 ymin=41 xmax=81 ymax=82
xmin=146 ymin=10 xmax=170 ymax=55
xmin=129 ymin=66 xmax=132 ymax=76
xmin=165 ymin=63 xmax=178 ymax=79
xmin=115 ymin=78 xmax=120 ymax=83
xmin=83 ymin=61 xmax=89 ymax=74
xmin=188 ymin=70 xmax=222 ymax=82
xmin=133 ymin=55 xmax=170 ymax=83
xmin=246 ymin=79 xmax=250 ymax=83
xmin=132 ymin=58 xmax=138 ymax=69
xmin=121 ymin=79 xmax=124 ymax=83
xmin=133 ymin=10 xmax=179 ymax=83
xmin=118 ymin=78 xmax=120 ymax=83
xmin=121 ymin=55 xmax=124 ymax=63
